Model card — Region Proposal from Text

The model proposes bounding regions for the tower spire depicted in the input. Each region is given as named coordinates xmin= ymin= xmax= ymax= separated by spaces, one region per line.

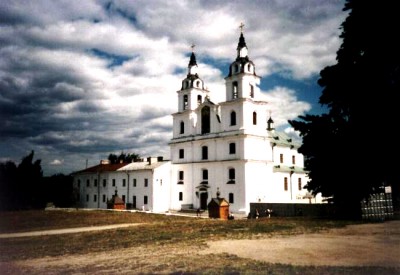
xmin=188 ymin=43 xmax=198 ymax=75
xmin=237 ymin=22 xmax=248 ymax=58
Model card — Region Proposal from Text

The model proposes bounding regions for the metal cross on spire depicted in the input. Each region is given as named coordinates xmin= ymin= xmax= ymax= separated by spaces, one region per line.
xmin=239 ymin=22 xmax=245 ymax=33
xmin=190 ymin=43 xmax=196 ymax=52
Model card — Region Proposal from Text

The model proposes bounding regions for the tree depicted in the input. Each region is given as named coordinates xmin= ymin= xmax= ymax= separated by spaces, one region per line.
xmin=0 ymin=151 xmax=45 ymax=210
xmin=289 ymin=0 xmax=400 ymax=218
xmin=108 ymin=152 xmax=140 ymax=164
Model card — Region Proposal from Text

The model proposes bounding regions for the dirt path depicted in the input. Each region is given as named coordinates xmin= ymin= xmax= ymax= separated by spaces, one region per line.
xmin=0 ymin=223 xmax=143 ymax=239
xmin=202 ymin=220 xmax=400 ymax=267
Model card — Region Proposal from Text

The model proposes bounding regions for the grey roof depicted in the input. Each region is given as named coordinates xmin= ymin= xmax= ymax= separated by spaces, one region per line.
xmin=117 ymin=161 xmax=168 ymax=171
xmin=268 ymin=130 xmax=301 ymax=149
xmin=273 ymin=164 xmax=306 ymax=174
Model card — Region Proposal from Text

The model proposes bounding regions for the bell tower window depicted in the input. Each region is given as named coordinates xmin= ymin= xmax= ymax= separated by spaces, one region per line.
xmin=180 ymin=121 xmax=184 ymax=134
xmin=183 ymin=95 xmax=188 ymax=110
xmin=232 ymin=82 xmax=238 ymax=99
xmin=197 ymin=95 xmax=202 ymax=105
xmin=250 ymin=84 xmax=254 ymax=98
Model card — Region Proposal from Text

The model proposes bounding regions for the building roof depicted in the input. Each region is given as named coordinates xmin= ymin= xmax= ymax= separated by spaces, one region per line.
xmin=208 ymin=197 xmax=229 ymax=207
xmin=72 ymin=162 xmax=128 ymax=175
xmin=273 ymin=164 xmax=306 ymax=174
xmin=117 ymin=160 xmax=168 ymax=171
xmin=268 ymin=130 xmax=301 ymax=149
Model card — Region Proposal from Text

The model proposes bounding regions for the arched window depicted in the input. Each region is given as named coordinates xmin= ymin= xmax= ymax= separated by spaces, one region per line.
xmin=228 ymin=168 xmax=235 ymax=184
xmin=234 ymin=64 xmax=239 ymax=73
xmin=229 ymin=143 xmax=236 ymax=154
xmin=202 ymin=146 xmax=208 ymax=160
xmin=250 ymin=84 xmax=254 ymax=98
xmin=230 ymin=111 xmax=236 ymax=126
xmin=196 ymin=80 xmax=200 ymax=88
xmin=284 ymin=177 xmax=288 ymax=191
xmin=197 ymin=95 xmax=202 ymax=105
xmin=247 ymin=64 xmax=251 ymax=72
xmin=232 ymin=81 xmax=238 ymax=99
xmin=180 ymin=121 xmax=184 ymax=134
xmin=252 ymin=111 xmax=257 ymax=125
xmin=201 ymin=106 xmax=210 ymax=134
xmin=183 ymin=95 xmax=188 ymax=110
xmin=202 ymin=169 xmax=208 ymax=181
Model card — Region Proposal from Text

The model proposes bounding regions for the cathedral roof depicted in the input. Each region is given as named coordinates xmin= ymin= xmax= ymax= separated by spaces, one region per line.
xmin=269 ymin=131 xmax=301 ymax=149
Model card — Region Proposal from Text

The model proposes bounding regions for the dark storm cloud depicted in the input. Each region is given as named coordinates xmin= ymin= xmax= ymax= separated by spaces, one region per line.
xmin=0 ymin=0 xmax=345 ymax=175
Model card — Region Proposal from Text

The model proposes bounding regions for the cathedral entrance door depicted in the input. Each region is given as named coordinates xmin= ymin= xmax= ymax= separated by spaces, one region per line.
xmin=200 ymin=192 xmax=208 ymax=210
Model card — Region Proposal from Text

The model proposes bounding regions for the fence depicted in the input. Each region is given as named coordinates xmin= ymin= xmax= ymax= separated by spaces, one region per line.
xmin=361 ymin=190 xmax=393 ymax=221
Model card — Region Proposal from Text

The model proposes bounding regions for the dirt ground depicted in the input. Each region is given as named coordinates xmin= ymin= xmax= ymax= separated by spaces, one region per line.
xmin=202 ymin=220 xmax=400 ymax=267
xmin=1 ymin=220 xmax=399 ymax=274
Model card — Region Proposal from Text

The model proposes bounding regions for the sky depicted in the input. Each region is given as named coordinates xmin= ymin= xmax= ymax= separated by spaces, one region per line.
xmin=0 ymin=0 xmax=348 ymax=176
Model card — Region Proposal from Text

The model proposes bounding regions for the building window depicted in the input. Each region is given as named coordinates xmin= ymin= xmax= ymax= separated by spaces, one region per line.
xmin=86 ymin=194 xmax=89 ymax=202
xmin=280 ymin=154 xmax=283 ymax=164
xmin=179 ymin=149 xmax=184 ymax=159
xmin=94 ymin=194 xmax=97 ymax=202
xmin=292 ymin=155 xmax=296 ymax=165
xmin=178 ymin=171 xmax=184 ymax=184
xmin=144 ymin=196 xmax=148 ymax=205
xmin=250 ymin=84 xmax=254 ymax=98
xmin=229 ymin=193 xmax=234 ymax=204
xmin=103 ymin=194 xmax=106 ymax=202
xmin=102 ymin=179 xmax=106 ymax=187
xmin=94 ymin=179 xmax=97 ymax=187
xmin=284 ymin=177 xmax=288 ymax=191
xmin=230 ymin=111 xmax=236 ymax=126
xmin=197 ymin=94 xmax=202 ymax=105
xmin=202 ymin=169 xmax=208 ymax=181
xmin=133 ymin=178 xmax=137 ymax=187
xmin=228 ymin=168 xmax=235 ymax=184
xmin=133 ymin=196 xmax=136 ymax=207
xmin=180 ymin=121 xmax=184 ymax=134
xmin=202 ymin=146 xmax=208 ymax=160
xmin=122 ymin=195 xmax=126 ymax=202
xmin=77 ymin=180 xmax=81 ymax=188
xmin=229 ymin=143 xmax=236 ymax=154
xmin=112 ymin=179 xmax=116 ymax=187
xmin=232 ymin=81 xmax=238 ymax=99
xmin=247 ymin=64 xmax=251 ymax=72
xmin=144 ymin=178 xmax=148 ymax=187
xmin=183 ymin=94 xmax=188 ymax=110
xmin=253 ymin=112 xmax=257 ymax=125
xmin=234 ymin=64 xmax=239 ymax=73
xmin=298 ymin=178 xmax=302 ymax=191
xmin=201 ymin=106 xmax=210 ymax=134
xmin=179 ymin=192 xmax=183 ymax=201
xmin=122 ymin=179 xmax=126 ymax=187
xmin=86 ymin=179 xmax=90 ymax=187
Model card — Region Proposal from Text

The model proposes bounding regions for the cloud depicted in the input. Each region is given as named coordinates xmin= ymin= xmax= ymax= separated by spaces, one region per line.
xmin=50 ymin=159 xmax=64 ymax=165
xmin=0 ymin=0 xmax=346 ymax=175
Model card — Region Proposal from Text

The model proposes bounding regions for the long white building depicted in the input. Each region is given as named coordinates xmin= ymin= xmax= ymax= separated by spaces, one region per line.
xmin=72 ymin=30 xmax=323 ymax=214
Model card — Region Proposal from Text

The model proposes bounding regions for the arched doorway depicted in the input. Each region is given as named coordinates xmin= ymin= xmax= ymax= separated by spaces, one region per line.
xmin=200 ymin=192 xmax=208 ymax=210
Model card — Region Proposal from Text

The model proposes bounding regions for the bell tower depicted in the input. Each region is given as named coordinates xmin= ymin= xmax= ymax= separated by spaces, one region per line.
xmin=177 ymin=45 xmax=210 ymax=113
xmin=225 ymin=23 xmax=261 ymax=101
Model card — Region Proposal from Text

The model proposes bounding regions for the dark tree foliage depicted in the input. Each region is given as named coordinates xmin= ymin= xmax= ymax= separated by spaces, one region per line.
xmin=289 ymin=0 xmax=400 ymax=218
xmin=42 ymin=174 xmax=75 ymax=208
xmin=0 ymin=151 xmax=46 ymax=210
xmin=108 ymin=152 xmax=140 ymax=164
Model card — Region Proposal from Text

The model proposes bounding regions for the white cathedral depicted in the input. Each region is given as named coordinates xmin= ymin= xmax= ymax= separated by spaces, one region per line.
xmin=72 ymin=29 xmax=323 ymax=214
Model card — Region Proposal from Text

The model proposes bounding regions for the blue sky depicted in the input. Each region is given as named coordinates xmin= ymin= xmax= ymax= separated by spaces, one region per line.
xmin=0 ymin=0 xmax=347 ymax=175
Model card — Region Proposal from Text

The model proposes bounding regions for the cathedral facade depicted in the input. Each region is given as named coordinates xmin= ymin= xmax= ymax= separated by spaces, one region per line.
xmin=72 ymin=30 xmax=323 ymax=214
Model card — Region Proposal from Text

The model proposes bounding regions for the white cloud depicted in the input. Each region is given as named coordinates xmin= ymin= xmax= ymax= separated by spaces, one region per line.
xmin=0 ymin=0 xmax=347 ymax=175
xmin=50 ymin=159 xmax=64 ymax=165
